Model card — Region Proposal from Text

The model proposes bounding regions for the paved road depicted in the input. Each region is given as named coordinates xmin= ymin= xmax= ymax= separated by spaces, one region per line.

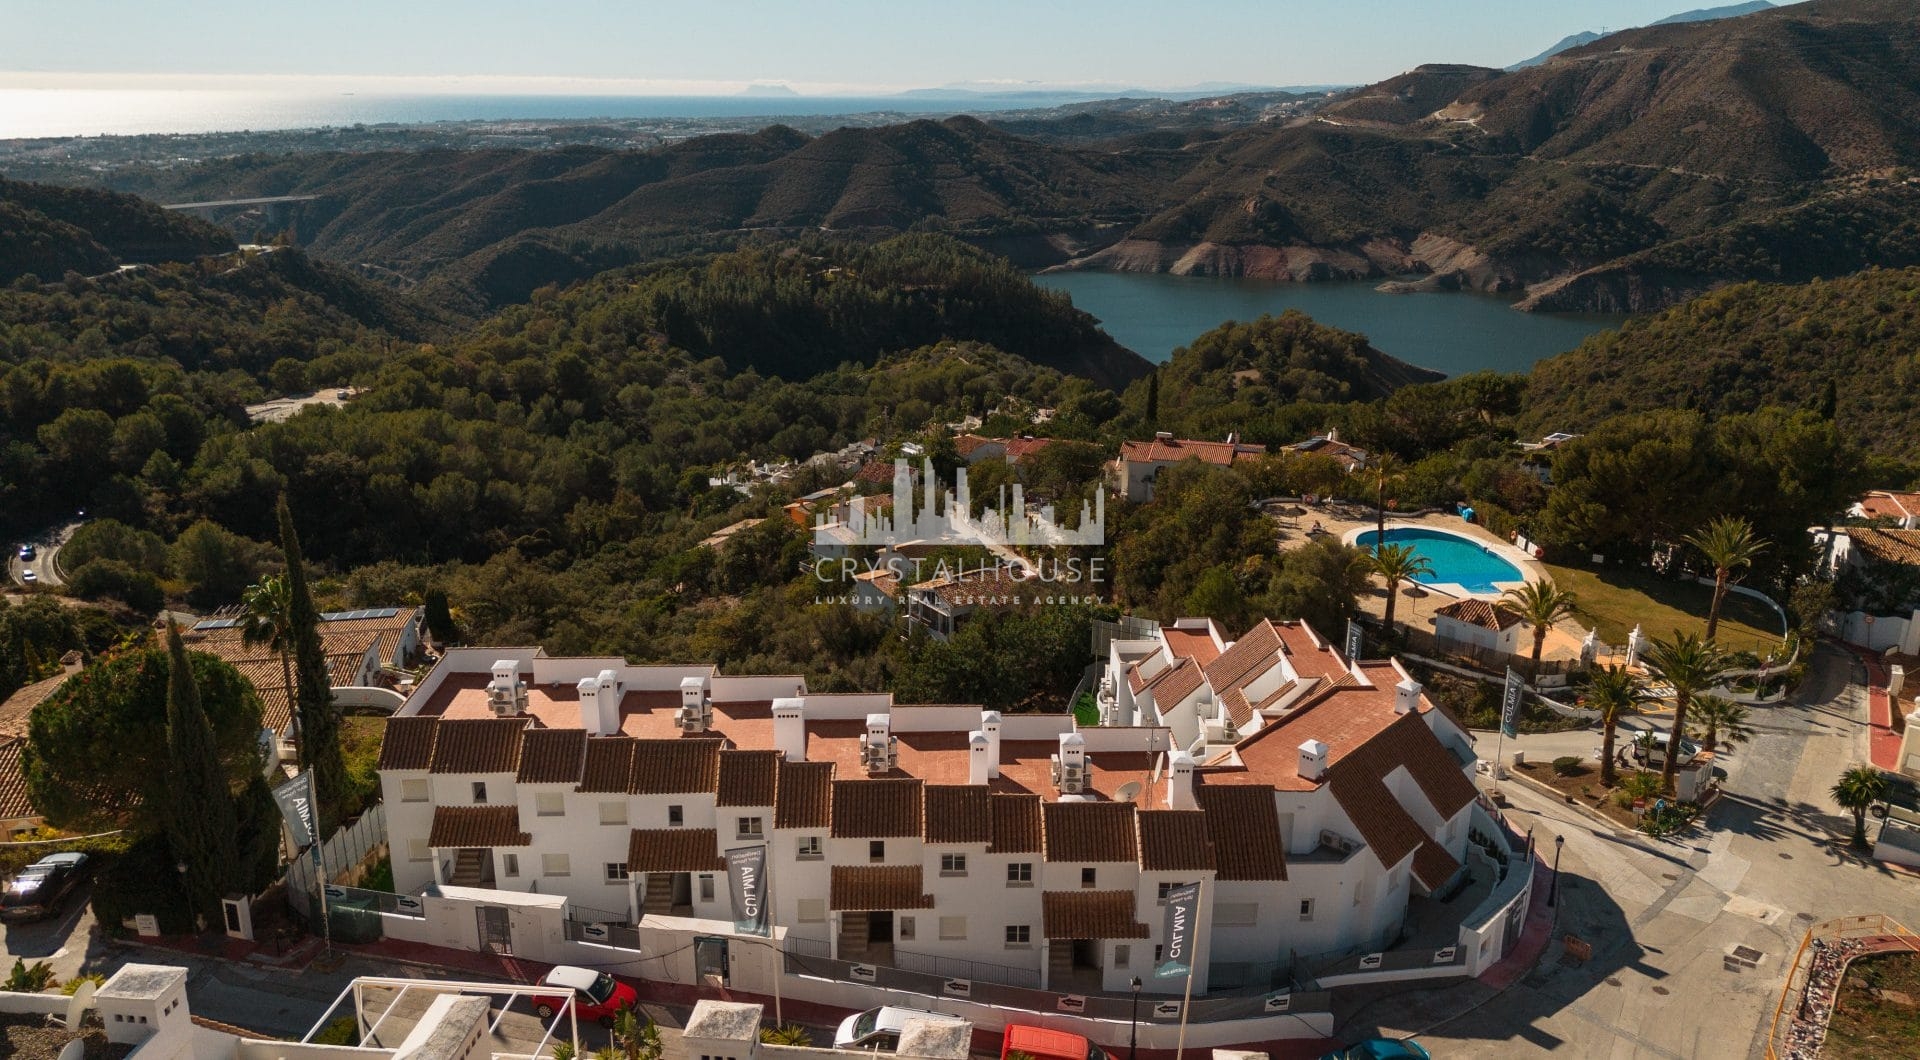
xmin=7 ymin=519 xmax=83 ymax=589
xmin=1351 ymin=643 xmax=1913 ymax=1059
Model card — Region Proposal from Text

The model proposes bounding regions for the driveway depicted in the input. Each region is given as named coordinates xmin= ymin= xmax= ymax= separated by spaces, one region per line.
xmin=0 ymin=884 xmax=103 ymax=984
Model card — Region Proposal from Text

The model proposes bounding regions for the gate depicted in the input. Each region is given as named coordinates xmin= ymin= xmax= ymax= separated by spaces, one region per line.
xmin=477 ymin=905 xmax=513 ymax=956
xmin=695 ymin=935 xmax=730 ymax=985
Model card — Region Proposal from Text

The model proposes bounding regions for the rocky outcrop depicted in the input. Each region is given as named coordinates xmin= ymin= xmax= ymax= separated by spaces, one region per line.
xmin=1514 ymin=265 xmax=1722 ymax=313
xmin=1053 ymin=238 xmax=1418 ymax=281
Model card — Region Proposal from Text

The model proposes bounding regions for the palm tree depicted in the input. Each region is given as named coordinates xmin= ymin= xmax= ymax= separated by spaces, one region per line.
xmin=1502 ymin=579 xmax=1580 ymax=681
xmin=1587 ymin=665 xmax=1651 ymax=787
xmin=1368 ymin=543 xmax=1433 ymax=635
xmin=1642 ymin=632 xmax=1730 ymax=794
xmin=239 ymin=574 xmax=295 ymax=730
xmin=1831 ymin=765 xmax=1890 ymax=849
xmin=1686 ymin=695 xmax=1754 ymax=755
xmin=1363 ymin=454 xmax=1403 ymax=544
xmin=1684 ymin=516 xmax=1767 ymax=643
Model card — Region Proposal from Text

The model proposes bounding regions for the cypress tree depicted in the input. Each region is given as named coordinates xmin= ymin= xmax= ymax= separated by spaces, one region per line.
xmin=164 ymin=623 xmax=239 ymax=924
xmin=1145 ymin=372 xmax=1160 ymax=426
xmin=279 ymin=495 xmax=346 ymax=832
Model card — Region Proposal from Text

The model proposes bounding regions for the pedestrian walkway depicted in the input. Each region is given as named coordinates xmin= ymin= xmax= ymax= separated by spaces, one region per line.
xmin=1838 ymin=641 xmax=1903 ymax=771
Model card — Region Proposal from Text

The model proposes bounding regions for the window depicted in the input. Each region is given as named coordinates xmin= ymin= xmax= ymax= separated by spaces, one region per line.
xmin=940 ymin=853 xmax=967 ymax=876
xmin=599 ymin=801 xmax=627 ymax=826
xmin=401 ymin=779 xmax=428 ymax=803
xmin=1153 ymin=945 xmax=1163 ymax=963
xmin=1005 ymin=925 xmax=1031 ymax=947
xmin=605 ymin=863 xmax=630 ymax=883
xmin=699 ymin=875 xmax=715 ymax=902
xmin=1216 ymin=903 xmax=1259 ymax=926
xmin=1114 ymin=944 xmax=1131 ymax=968
xmin=938 ymin=916 xmax=967 ymax=940
xmin=1299 ymin=899 xmax=1314 ymax=922
xmin=407 ymin=838 xmax=430 ymax=862
xmin=1081 ymin=867 xmax=1097 ymax=888
xmin=1157 ymin=881 xmax=1175 ymax=904
xmin=796 ymin=836 xmax=823 ymax=860
xmin=668 ymin=804 xmax=684 ymax=827
xmin=542 ymin=853 xmax=570 ymax=877
xmin=797 ymin=899 xmax=826 ymax=923
xmin=502 ymin=854 xmax=519 ymax=878
xmin=737 ymin=816 xmax=764 ymax=839
xmin=1006 ymin=862 xmax=1033 ymax=886
xmin=899 ymin=915 xmax=915 ymax=940
xmin=535 ymin=792 xmax=564 ymax=817
xmin=869 ymin=840 xmax=885 ymax=862
xmin=471 ymin=781 xmax=488 ymax=804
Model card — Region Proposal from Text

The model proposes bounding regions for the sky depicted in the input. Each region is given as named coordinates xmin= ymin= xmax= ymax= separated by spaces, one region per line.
xmin=0 ymin=1 xmax=1779 ymax=94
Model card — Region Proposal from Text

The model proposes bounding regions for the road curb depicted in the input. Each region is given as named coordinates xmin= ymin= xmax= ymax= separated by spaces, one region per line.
xmin=1502 ymin=767 xmax=1634 ymax=834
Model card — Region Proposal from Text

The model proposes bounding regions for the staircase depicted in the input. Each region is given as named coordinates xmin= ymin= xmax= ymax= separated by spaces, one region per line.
xmin=837 ymin=914 xmax=870 ymax=962
xmin=449 ymin=849 xmax=487 ymax=887
xmin=642 ymin=873 xmax=675 ymax=916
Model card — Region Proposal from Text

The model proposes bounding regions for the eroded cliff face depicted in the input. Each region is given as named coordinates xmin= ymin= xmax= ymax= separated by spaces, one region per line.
xmin=1051 ymin=237 xmax=1418 ymax=281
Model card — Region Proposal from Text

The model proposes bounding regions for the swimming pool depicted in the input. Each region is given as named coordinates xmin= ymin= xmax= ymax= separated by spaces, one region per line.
xmin=1353 ymin=527 xmax=1525 ymax=595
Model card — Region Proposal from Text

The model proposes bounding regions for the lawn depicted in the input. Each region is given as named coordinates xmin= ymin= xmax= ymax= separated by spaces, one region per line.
xmin=1541 ymin=562 xmax=1786 ymax=656
xmin=1827 ymin=951 xmax=1920 ymax=1059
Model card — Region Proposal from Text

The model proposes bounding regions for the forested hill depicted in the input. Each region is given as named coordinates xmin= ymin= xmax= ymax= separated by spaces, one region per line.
xmin=0 ymin=177 xmax=234 ymax=283
xmin=1521 ymin=267 xmax=1920 ymax=459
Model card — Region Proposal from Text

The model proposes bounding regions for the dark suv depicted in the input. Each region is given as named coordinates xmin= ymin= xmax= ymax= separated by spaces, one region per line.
xmin=1868 ymin=771 xmax=1920 ymax=823
xmin=1 ymin=852 xmax=90 ymax=921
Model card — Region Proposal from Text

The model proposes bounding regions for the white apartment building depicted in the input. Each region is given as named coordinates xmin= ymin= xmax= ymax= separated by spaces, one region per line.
xmin=378 ymin=624 xmax=1489 ymax=998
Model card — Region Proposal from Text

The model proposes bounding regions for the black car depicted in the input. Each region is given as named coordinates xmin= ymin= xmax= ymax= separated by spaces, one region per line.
xmin=1 ymin=852 xmax=90 ymax=921
xmin=1868 ymin=771 xmax=1920 ymax=823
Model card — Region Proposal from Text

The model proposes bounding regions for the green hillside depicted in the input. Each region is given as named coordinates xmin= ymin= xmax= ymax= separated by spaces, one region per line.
xmin=0 ymin=177 xmax=233 ymax=283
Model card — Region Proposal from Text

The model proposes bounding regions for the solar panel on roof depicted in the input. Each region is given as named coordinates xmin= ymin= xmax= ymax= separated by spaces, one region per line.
xmin=318 ymin=607 xmax=402 ymax=623
xmin=193 ymin=618 xmax=241 ymax=631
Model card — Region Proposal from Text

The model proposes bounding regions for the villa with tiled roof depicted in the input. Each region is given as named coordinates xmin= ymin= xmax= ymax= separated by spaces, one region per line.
xmin=1116 ymin=433 xmax=1268 ymax=502
xmin=182 ymin=605 xmax=424 ymax=735
xmin=378 ymin=620 xmax=1523 ymax=999
xmin=1104 ymin=616 xmax=1359 ymax=749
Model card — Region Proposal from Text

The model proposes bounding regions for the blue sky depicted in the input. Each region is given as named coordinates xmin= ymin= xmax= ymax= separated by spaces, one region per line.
xmin=0 ymin=1 xmax=1781 ymax=93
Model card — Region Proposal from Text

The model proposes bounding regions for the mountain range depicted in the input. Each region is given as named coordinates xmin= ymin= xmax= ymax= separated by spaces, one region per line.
xmin=1507 ymin=1 xmax=1776 ymax=69
xmin=20 ymin=0 xmax=1917 ymax=317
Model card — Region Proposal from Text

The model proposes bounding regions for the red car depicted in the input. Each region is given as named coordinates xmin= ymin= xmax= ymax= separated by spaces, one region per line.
xmin=530 ymin=965 xmax=638 ymax=1026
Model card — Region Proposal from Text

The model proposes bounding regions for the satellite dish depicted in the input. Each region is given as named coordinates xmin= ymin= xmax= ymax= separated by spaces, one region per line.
xmin=1150 ymin=753 xmax=1166 ymax=786
xmin=1115 ymin=781 xmax=1143 ymax=804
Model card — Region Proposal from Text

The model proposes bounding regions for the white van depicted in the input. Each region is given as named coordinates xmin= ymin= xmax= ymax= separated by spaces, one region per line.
xmin=1629 ymin=728 xmax=1699 ymax=767
xmin=834 ymin=1006 xmax=964 ymax=1051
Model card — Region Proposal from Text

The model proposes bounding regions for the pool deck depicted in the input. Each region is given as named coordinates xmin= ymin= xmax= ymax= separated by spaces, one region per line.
xmin=1277 ymin=507 xmax=1591 ymax=662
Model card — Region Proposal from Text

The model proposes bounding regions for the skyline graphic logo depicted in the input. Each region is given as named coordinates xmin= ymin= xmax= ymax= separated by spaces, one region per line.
xmin=816 ymin=458 xmax=1106 ymax=548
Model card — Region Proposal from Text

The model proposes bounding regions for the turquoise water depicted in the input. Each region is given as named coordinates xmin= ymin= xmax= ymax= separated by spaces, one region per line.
xmin=1356 ymin=527 xmax=1522 ymax=594
xmin=1034 ymin=270 xmax=1623 ymax=376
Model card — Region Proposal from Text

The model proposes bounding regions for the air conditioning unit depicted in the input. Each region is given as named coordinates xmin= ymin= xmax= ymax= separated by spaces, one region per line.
xmin=676 ymin=701 xmax=713 ymax=733
xmin=862 ymin=735 xmax=898 ymax=773
xmin=1050 ymin=757 xmax=1087 ymax=795
xmin=1319 ymin=829 xmax=1355 ymax=855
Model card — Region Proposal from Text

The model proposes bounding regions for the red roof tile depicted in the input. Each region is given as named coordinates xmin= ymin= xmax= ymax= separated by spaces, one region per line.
xmin=427 ymin=718 xmax=527 ymax=774
xmin=1119 ymin=438 xmax=1267 ymax=466
xmin=1042 ymin=802 xmax=1138 ymax=863
xmin=428 ymin=806 xmax=530 ymax=847
xmin=1042 ymin=890 xmax=1149 ymax=939
xmin=988 ymin=793 xmax=1043 ymax=853
xmin=924 ymin=785 xmax=992 ymax=843
xmin=626 ymin=828 xmax=725 ymax=872
xmin=830 ymin=865 xmax=934 ymax=910
xmin=1434 ymin=599 xmax=1526 ymax=632
xmin=1195 ymin=785 xmax=1287 ymax=881
xmin=379 ymin=716 xmax=440 ymax=770
xmin=0 ymin=739 xmax=36 ymax=821
xmin=1135 ymin=810 xmax=1216 ymax=872
xmin=831 ymin=778 xmax=923 ymax=837
xmin=579 ymin=737 xmax=636 ymax=793
xmin=630 ymin=740 xmax=723 ymax=795
xmin=517 ymin=728 xmax=586 ymax=783
xmin=775 ymin=760 xmax=833 ymax=829
xmin=717 ymin=750 xmax=782 ymax=807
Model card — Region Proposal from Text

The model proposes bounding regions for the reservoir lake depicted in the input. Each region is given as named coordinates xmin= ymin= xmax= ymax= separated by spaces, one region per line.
xmin=1033 ymin=271 xmax=1624 ymax=376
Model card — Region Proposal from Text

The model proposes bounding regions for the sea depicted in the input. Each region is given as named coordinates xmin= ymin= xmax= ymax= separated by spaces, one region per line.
xmin=0 ymin=90 xmax=1069 ymax=139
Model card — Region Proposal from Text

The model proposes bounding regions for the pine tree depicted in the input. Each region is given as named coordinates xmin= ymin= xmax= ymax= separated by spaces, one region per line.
xmin=164 ymin=623 xmax=239 ymax=924
xmin=279 ymin=495 xmax=346 ymax=832
xmin=1145 ymin=372 xmax=1160 ymax=426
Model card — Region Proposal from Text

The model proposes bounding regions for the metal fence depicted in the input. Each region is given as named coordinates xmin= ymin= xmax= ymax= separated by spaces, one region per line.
xmin=892 ymin=947 xmax=1043 ymax=990
xmin=1091 ymin=615 xmax=1161 ymax=658
xmin=285 ymin=804 xmax=388 ymax=919
xmin=564 ymin=918 xmax=644 ymax=951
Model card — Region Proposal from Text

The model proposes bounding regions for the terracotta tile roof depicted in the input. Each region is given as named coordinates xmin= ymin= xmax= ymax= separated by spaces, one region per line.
xmin=379 ymin=716 xmax=441 ymax=770
xmin=1196 ymin=785 xmax=1287 ymax=881
xmin=1849 ymin=527 xmax=1920 ymax=566
xmin=1003 ymin=437 xmax=1055 ymax=463
xmin=716 ymin=750 xmax=781 ymax=807
xmin=775 ymin=760 xmax=833 ymax=828
xmin=856 ymin=460 xmax=899 ymax=484
xmin=626 ymin=828 xmax=725 ymax=872
xmin=1434 ymin=599 xmax=1526 ymax=632
xmin=1162 ymin=628 xmax=1222 ymax=667
xmin=1857 ymin=491 xmax=1920 ymax=521
xmin=1136 ymin=810 xmax=1216 ymax=872
xmin=1119 ymin=438 xmax=1267 ymax=466
xmin=427 ymin=718 xmax=528 ymax=774
xmin=1324 ymin=712 xmax=1474 ymax=890
xmin=855 ymin=568 xmax=901 ymax=599
xmin=517 ymin=728 xmax=586 ymax=783
xmin=830 ymin=865 xmax=935 ymax=910
xmin=1219 ymin=688 xmax=1255 ymax=729
xmin=579 ymin=737 xmax=636 ymax=793
xmin=831 ymin=778 xmax=924 ymax=837
xmin=953 ymin=434 xmax=1000 ymax=458
xmin=1042 ymin=802 xmax=1138 ymax=863
xmin=630 ymin=739 xmax=723 ymax=794
xmin=0 ymin=739 xmax=36 ymax=821
xmin=988 ymin=793 xmax=1043 ymax=853
xmin=924 ymin=785 xmax=992 ymax=843
xmin=1205 ymin=620 xmax=1282 ymax=693
xmin=908 ymin=566 xmax=1029 ymax=608
xmin=428 ymin=806 xmax=530 ymax=847
xmin=0 ymin=672 xmax=69 ymax=740
xmin=1141 ymin=657 xmax=1205 ymax=707
xmin=1042 ymin=890 xmax=1149 ymax=939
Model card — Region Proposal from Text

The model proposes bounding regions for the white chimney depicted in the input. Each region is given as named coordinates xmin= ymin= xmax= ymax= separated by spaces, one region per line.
xmin=678 ymin=675 xmax=710 ymax=734
xmin=1395 ymin=678 xmax=1422 ymax=716
xmin=773 ymin=698 xmax=806 ymax=762
xmin=1166 ymin=750 xmax=1197 ymax=810
xmin=487 ymin=660 xmax=527 ymax=716
xmin=577 ymin=676 xmax=606 ymax=736
xmin=1053 ymin=732 xmax=1088 ymax=795
xmin=593 ymin=669 xmax=622 ymax=733
xmin=1327 ymin=428 xmax=1340 ymax=443
xmin=981 ymin=710 xmax=1002 ymax=778
xmin=968 ymin=731 xmax=991 ymax=785
xmin=864 ymin=713 xmax=897 ymax=773
xmin=1298 ymin=739 xmax=1329 ymax=782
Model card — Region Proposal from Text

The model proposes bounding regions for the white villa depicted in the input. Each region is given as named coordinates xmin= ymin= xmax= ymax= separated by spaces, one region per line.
xmin=376 ymin=618 xmax=1526 ymax=1001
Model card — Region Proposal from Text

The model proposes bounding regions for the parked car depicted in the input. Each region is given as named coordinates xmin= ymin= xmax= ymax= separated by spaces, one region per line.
xmin=1320 ymin=1039 xmax=1432 ymax=1060
xmin=1868 ymin=770 xmax=1920 ymax=823
xmin=999 ymin=1023 xmax=1108 ymax=1060
xmin=1629 ymin=728 xmax=1699 ymax=767
xmin=1 ymin=852 xmax=91 ymax=921
xmin=839 ymin=1006 xmax=966 ymax=1051
xmin=528 ymin=965 xmax=636 ymax=1026
xmin=20 ymin=570 xmax=35 ymax=584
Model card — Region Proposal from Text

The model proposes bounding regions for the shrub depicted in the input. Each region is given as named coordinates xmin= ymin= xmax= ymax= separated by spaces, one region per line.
xmin=761 ymin=1025 xmax=812 ymax=1046
xmin=2 ymin=959 xmax=57 ymax=992
xmin=360 ymin=853 xmax=395 ymax=893
xmin=90 ymin=832 xmax=195 ymax=935
xmin=61 ymin=973 xmax=106 ymax=995
xmin=1621 ymin=771 xmax=1663 ymax=801
xmin=64 ymin=559 xmax=165 ymax=614
xmin=314 ymin=1017 xmax=360 ymax=1046
xmin=1552 ymin=755 xmax=1584 ymax=776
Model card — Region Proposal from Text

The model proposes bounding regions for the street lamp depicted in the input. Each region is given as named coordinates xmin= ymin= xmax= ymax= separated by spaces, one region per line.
xmin=1128 ymin=976 xmax=1142 ymax=1060
xmin=1547 ymin=835 xmax=1565 ymax=908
